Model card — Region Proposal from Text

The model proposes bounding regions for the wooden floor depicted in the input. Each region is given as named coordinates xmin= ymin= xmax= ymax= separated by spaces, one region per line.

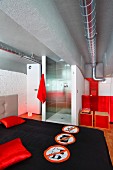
xmin=104 ymin=124 xmax=113 ymax=165
xmin=20 ymin=113 xmax=42 ymax=121
xmin=20 ymin=113 xmax=113 ymax=165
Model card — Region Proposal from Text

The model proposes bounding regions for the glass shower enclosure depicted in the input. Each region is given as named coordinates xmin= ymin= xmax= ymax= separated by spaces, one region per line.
xmin=46 ymin=57 xmax=71 ymax=124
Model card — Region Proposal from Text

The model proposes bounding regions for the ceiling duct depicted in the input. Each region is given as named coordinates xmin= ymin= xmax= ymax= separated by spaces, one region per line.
xmin=0 ymin=41 xmax=41 ymax=64
xmin=80 ymin=0 xmax=105 ymax=81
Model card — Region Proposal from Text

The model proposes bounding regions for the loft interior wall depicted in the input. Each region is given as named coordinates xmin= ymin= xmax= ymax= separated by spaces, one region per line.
xmin=76 ymin=66 xmax=85 ymax=125
xmin=27 ymin=64 xmax=41 ymax=115
xmin=0 ymin=58 xmax=27 ymax=74
xmin=99 ymin=78 xmax=112 ymax=96
xmin=0 ymin=51 xmax=27 ymax=74
xmin=71 ymin=65 xmax=85 ymax=125
xmin=0 ymin=69 xmax=27 ymax=115
xmin=84 ymin=79 xmax=90 ymax=95
xmin=0 ymin=52 xmax=28 ymax=115
xmin=99 ymin=78 xmax=113 ymax=122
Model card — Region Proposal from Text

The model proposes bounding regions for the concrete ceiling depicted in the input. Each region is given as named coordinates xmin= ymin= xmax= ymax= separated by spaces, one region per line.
xmin=0 ymin=0 xmax=113 ymax=77
xmin=0 ymin=9 xmax=60 ymax=64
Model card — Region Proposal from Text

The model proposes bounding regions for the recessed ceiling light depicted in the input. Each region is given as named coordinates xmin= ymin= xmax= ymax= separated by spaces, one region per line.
xmin=59 ymin=59 xmax=64 ymax=62
xmin=65 ymin=64 xmax=70 ymax=67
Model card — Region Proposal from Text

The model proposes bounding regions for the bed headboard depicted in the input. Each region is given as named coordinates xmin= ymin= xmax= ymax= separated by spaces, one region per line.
xmin=0 ymin=94 xmax=18 ymax=119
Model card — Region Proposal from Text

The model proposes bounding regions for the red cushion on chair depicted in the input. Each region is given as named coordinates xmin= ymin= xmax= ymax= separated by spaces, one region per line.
xmin=0 ymin=138 xmax=32 ymax=170
xmin=0 ymin=116 xmax=25 ymax=128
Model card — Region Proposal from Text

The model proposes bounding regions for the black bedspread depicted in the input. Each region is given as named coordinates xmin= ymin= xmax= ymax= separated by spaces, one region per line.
xmin=0 ymin=119 xmax=112 ymax=170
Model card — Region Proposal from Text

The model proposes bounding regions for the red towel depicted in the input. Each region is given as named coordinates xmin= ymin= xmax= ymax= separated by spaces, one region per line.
xmin=37 ymin=74 xmax=46 ymax=103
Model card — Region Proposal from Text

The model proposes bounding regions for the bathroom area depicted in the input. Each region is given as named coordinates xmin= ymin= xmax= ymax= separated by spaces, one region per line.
xmin=46 ymin=57 xmax=71 ymax=124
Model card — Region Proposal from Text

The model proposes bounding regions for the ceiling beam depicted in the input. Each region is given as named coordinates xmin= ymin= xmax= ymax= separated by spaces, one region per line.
xmin=0 ymin=41 xmax=41 ymax=64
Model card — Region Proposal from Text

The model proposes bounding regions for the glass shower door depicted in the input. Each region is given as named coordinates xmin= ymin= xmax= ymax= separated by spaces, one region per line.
xmin=56 ymin=63 xmax=71 ymax=119
xmin=46 ymin=57 xmax=71 ymax=124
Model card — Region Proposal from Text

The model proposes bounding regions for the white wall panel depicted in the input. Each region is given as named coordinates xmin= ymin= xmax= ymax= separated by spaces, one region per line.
xmin=110 ymin=78 xmax=113 ymax=95
xmin=76 ymin=66 xmax=85 ymax=125
xmin=85 ymin=79 xmax=89 ymax=95
xmin=0 ymin=69 xmax=27 ymax=115
xmin=71 ymin=65 xmax=76 ymax=125
xmin=27 ymin=64 xmax=41 ymax=114
xmin=71 ymin=65 xmax=85 ymax=125
xmin=99 ymin=78 xmax=111 ymax=96
xmin=99 ymin=77 xmax=113 ymax=96
xmin=42 ymin=56 xmax=46 ymax=121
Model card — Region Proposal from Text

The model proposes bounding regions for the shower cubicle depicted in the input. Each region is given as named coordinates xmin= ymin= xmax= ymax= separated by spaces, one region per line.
xmin=46 ymin=57 xmax=71 ymax=124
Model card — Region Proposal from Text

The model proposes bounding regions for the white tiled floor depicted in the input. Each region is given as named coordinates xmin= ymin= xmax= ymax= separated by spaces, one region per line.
xmin=46 ymin=112 xmax=71 ymax=125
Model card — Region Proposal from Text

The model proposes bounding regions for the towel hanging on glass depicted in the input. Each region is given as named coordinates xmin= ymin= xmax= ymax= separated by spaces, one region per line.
xmin=37 ymin=74 xmax=46 ymax=103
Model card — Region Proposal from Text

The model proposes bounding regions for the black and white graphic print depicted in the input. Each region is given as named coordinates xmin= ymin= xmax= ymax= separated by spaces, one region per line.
xmin=55 ymin=133 xmax=76 ymax=145
xmin=62 ymin=125 xmax=79 ymax=134
xmin=44 ymin=145 xmax=70 ymax=163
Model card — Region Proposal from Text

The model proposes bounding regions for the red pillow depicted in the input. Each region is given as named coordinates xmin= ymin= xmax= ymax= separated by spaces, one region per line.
xmin=0 ymin=138 xmax=32 ymax=170
xmin=0 ymin=116 xmax=26 ymax=128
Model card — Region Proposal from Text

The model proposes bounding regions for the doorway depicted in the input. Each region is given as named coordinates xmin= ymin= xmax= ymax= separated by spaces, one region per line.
xmin=46 ymin=57 xmax=71 ymax=124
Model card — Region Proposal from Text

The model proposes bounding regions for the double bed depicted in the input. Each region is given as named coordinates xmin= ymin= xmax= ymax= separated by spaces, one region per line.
xmin=0 ymin=95 xmax=113 ymax=170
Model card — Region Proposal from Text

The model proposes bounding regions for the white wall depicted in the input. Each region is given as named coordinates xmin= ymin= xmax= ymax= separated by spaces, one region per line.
xmin=85 ymin=79 xmax=89 ymax=95
xmin=99 ymin=78 xmax=113 ymax=96
xmin=0 ymin=69 xmax=27 ymax=115
xmin=27 ymin=64 xmax=41 ymax=114
xmin=42 ymin=56 xmax=46 ymax=121
xmin=71 ymin=65 xmax=85 ymax=125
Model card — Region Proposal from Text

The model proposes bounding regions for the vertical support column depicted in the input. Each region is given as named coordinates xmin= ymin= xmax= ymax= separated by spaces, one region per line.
xmin=71 ymin=65 xmax=77 ymax=125
xmin=42 ymin=56 xmax=46 ymax=121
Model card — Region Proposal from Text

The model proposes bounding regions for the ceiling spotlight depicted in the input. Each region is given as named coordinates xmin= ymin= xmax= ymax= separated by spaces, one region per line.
xmin=65 ymin=64 xmax=70 ymax=67
xmin=59 ymin=59 xmax=64 ymax=62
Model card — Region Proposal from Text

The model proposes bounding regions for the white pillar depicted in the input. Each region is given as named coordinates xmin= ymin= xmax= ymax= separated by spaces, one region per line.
xmin=42 ymin=56 xmax=46 ymax=121
xmin=71 ymin=65 xmax=77 ymax=125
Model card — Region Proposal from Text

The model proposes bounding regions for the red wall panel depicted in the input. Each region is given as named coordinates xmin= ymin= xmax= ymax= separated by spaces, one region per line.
xmin=82 ymin=96 xmax=98 ymax=111
xmin=86 ymin=78 xmax=98 ymax=96
xmin=82 ymin=95 xmax=90 ymax=108
xmin=110 ymin=97 xmax=113 ymax=122
xmin=90 ymin=96 xmax=98 ymax=111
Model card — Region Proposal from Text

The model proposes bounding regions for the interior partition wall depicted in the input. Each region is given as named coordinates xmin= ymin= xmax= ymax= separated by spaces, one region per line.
xmin=46 ymin=57 xmax=71 ymax=123
xmin=27 ymin=64 xmax=41 ymax=114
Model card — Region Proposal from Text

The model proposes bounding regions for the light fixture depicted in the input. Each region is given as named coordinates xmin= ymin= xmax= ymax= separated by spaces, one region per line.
xmin=65 ymin=64 xmax=70 ymax=67
xmin=59 ymin=59 xmax=64 ymax=62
